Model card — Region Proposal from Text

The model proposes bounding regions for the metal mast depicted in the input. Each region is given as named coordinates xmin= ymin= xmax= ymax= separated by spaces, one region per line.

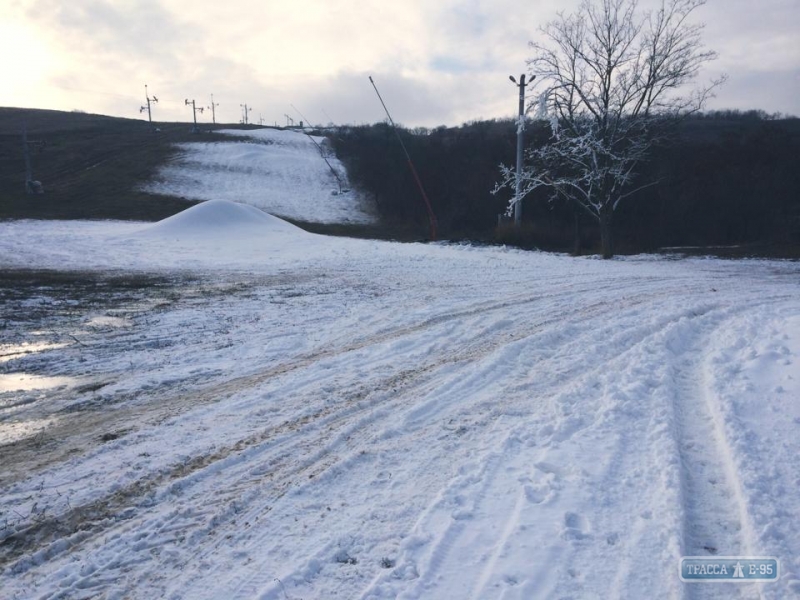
xmin=140 ymin=85 xmax=158 ymax=124
xmin=509 ymin=73 xmax=534 ymax=226
xmin=209 ymin=94 xmax=219 ymax=124
xmin=185 ymin=99 xmax=203 ymax=133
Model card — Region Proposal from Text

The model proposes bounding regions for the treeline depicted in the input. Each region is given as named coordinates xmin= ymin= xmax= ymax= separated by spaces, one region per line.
xmin=329 ymin=112 xmax=800 ymax=255
xmin=330 ymin=120 xmax=518 ymax=237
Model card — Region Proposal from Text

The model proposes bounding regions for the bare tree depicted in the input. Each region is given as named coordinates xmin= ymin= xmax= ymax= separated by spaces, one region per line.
xmin=497 ymin=0 xmax=724 ymax=258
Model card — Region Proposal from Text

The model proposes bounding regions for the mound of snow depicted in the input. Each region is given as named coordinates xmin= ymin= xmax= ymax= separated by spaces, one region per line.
xmin=136 ymin=200 xmax=304 ymax=240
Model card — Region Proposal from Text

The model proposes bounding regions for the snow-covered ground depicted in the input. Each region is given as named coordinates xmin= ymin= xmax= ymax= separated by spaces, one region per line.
xmin=0 ymin=201 xmax=798 ymax=599
xmin=143 ymin=128 xmax=377 ymax=225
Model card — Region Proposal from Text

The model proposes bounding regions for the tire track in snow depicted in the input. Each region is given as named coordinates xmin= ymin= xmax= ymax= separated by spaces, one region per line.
xmin=671 ymin=315 xmax=761 ymax=600
xmin=0 ymin=362 xmax=442 ymax=572
xmin=264 ymin=294 xmax=735 ymax=600
xmin=1 ymin=284 xmax=596 ymax=572
xmin=355 ymin=296 xmax=788 ymax=600
xmin=358 ymin=431 xmax=539 ymax=600
xmin=192 ymin=293 xmax=658 ymax=599
xmin=161 ymin=289 xmax=684 ymax=599
xmin=0 ymin=276 xmax=665 ymax=487
xmin=0 ymin=276 xmax=717 ymax=597
xmin=7 ymin=289 xmax=568 ymax=593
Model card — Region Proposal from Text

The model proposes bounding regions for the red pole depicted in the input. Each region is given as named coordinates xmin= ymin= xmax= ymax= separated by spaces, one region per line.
xmin=369 ymin=76 xmax=438 ymax=240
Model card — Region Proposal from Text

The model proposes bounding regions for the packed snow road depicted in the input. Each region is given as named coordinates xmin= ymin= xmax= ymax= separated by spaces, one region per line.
xmin=0 ymin=202 xmax=798 ymax=599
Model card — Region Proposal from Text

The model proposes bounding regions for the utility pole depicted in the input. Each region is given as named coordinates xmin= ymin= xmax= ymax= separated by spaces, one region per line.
xmin=509 ymin=73 xmax=534 ymax=226
xmin=21 ymin=121 xmax=44 ymax=194
xmin=140 ymin=84 xmax=158 ymax=125
xmin=284 ymin=114 xmax=294 ymax=128
xmin=185 ymin=99 xmax=204 ymax=133
xmin=22 ymin=121 xmax=32 ymax=193
xmin=209 ymin=94 xmax=219 ymax=124
xmin=240 ymin=104 xmax=251 ymax=125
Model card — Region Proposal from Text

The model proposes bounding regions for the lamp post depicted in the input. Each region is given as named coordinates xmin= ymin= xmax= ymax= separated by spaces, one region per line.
xmin=509 ymin=73 xmax=534 ymax=226
xmin=140 ymin=84 xmax=158 ymax=126
xmin=185 ymin=99 xmax=203 ymax=133
xmin=209 ymin=94 xmax=219 ymax=125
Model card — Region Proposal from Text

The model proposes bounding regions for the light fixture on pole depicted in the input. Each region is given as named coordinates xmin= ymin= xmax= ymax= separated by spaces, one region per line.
xmin=185 ymin=99 xmax=204 ymax=133
xmin=208 ymin=94 xmax=219 ymax=125
xmin=240 ymin=104 xmax=251 ymax=125
xmin=140 ymin=84 xmax=158 ymax=127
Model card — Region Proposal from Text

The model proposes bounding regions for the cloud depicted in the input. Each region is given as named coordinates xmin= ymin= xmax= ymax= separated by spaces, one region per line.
xmin=28 ymin=0 xmax=193 ymax=69
xmin=702 ymin=0 xmax=800 ymax=72
xmin=4 ymin=0 xmax=799 ymax=125
xmin=705 ymin=68 xmax=800 ymax=117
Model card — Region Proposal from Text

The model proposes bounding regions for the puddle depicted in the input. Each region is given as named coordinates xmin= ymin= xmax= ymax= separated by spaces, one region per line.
xmin=0 ymin=373 xmax=76 ymax=393
xmin=0 ymin=417 xmax=60 ymax=445
xmin=0 ymin=341 xmax=68 ymax=364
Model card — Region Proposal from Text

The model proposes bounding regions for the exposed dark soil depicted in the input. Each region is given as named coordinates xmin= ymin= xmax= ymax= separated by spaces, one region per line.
xmin=0 ymin=108 xmax=264 ymax=221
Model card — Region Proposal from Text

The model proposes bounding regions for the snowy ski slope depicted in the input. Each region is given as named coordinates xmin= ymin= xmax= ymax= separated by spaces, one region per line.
xmin=143 ymin=128 xmax=377 ymax=225
xmin=0 ymin=202 xmax=798 ymax=599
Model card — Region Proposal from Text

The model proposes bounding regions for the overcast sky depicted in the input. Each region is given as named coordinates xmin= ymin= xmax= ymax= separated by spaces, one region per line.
xmin=2 ymin=0 xmax=798 ymax=127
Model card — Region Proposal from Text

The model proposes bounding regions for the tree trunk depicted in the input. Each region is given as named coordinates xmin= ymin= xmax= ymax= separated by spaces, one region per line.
xmin=599 ymin=208 xmax=614 ymax=259
xmin=572 ymin=210 xmax=582 ymax=256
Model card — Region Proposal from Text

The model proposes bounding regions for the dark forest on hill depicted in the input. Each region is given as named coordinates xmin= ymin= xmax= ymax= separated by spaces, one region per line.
xmin=2 ymin=107 xmax=798 ymax=257
xmin=330 ymin=112 xmax=800 ymax=256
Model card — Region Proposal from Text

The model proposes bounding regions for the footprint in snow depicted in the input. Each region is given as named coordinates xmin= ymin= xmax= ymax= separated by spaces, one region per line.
xmin=562 ymin=512 xmax=591 ymax=541
xmin=519 ymin=464 xmax=559 ymax=505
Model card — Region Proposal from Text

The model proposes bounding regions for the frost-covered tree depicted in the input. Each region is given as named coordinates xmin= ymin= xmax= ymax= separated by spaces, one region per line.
xmin=498 ymin=0 xmax=724 ymax=258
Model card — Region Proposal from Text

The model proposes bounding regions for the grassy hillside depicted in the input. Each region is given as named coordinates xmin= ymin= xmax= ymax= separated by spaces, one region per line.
xmin=0 ymin=107 xmax=258 ymax=221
